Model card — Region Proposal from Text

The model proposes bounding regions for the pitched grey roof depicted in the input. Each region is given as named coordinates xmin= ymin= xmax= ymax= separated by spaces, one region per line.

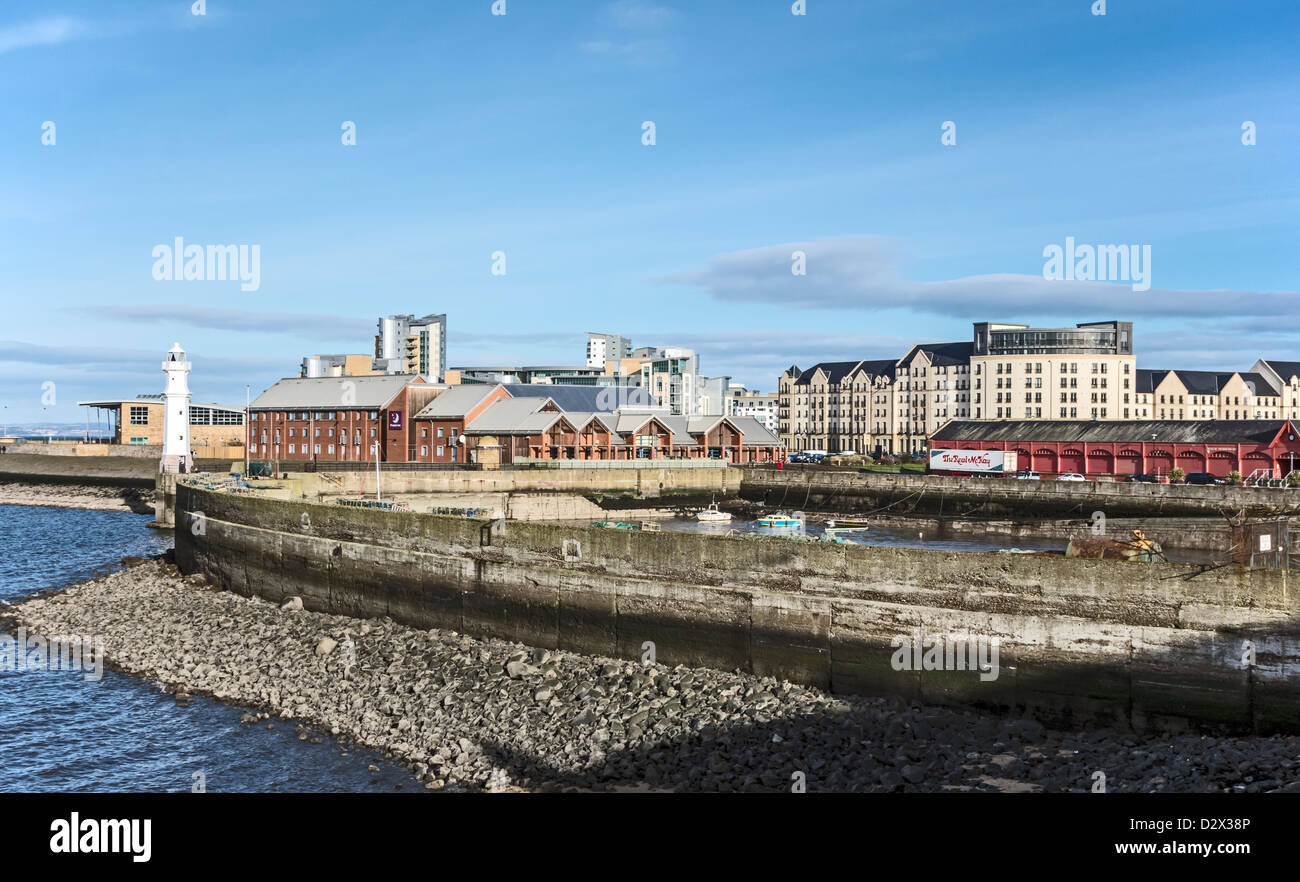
xmin=501 ymin=384 xmax=640 ymax=413
xmin=249 ymin=375 xmax=419 ymax=410
xmin=1136 ymin=370 xmax=1280 ymax=397
xmin=851 ymin=359 xmax=898 ymax=380
xmin=414 ymin=384 xmax=503 ymax=419
xmin=933 ymin=419 xmax=1292 ymax=445
xmin=796 ymin=361 xmax=866 ymax=385
xmin=733 ymin=416 xmax=781 ymax=445
xmin=1135 ymin=369 xmax=1167 ymax=394
xmin=902 ymin=342 xmax=973 ymax=367
xmin=1240 ymin=372 xmax=1279 ymax=396
xmin=464 ymin=398 xmax=561 ymax=434
xmin=565 ymin=412 xmax=619 ymax=433
xmin=1260 ymin=360 xmax=1300 ymax=384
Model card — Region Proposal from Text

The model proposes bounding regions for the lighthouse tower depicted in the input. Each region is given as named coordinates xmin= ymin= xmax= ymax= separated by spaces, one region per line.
xmin=160 ymin=342 xmax=192 ymax=474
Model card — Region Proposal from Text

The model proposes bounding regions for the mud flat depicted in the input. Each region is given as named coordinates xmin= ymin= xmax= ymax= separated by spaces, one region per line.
xmin=10 ymin=559 xmax=1300 ymax=793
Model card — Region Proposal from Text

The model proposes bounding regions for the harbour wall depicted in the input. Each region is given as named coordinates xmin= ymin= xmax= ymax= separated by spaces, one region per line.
xmin=175 ymin=485 xmax=1300 ymax=733
xmin=742 ymin=467 xmax=1300 ymax=519
xmin=280 ymin=463 xmax=736 ymax=500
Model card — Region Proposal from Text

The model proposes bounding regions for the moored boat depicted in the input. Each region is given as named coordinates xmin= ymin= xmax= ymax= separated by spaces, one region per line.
xmin=757 ymin=512 xmax=802 ymax=528
xmin=696 ymin=498 xmax=732 ymax=522
xmin=825 ymin=518 xmax=870 ymax=530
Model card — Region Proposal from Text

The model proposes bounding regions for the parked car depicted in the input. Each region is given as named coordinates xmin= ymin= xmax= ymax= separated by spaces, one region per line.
xmin=1013 ymin=470 xmax=1041 ymax=480
xmin=1056 ymin=473 xmax=1086 ymax=482
xmin=1183 ymin=472 xmax=1225 ymax=485
xmin=787 ymin=453 xmax=808 ymax=463
xmin=1124 ymin=473 xmax=1158 ymax=483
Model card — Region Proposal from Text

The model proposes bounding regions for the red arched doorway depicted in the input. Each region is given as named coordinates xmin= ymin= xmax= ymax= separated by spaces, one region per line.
xmin=1058 ymin=447 xmax=1085 ymax=474
xmin=1116 ymin=449 xmax=1142 ymax=475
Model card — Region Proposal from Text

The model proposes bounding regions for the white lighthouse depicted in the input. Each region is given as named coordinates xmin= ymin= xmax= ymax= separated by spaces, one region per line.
xmin=160 ymin=342 xmax=192 ymax=474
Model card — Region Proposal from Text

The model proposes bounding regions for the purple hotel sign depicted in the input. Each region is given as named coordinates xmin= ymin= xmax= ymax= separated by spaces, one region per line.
xmin=387 ymin=411 xmax=403 ymax=431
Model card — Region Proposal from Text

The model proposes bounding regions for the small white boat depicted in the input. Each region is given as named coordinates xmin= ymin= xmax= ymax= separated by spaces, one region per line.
xmin=696 ymin=498 xmax=732 ymax=522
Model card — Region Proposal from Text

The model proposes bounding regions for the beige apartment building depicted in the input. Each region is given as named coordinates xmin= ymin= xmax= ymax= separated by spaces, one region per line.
xmin=970 ymin=321 xmax=1136 ymax=422
xmin=1253 ymin=360 xmax=1300 ymax=418
xmin=777 ymin=320 xmax=1300 ymax=456
xmin=1133 ymin=369 xmax=1283 ymax=420
xmin=778 ymin=345 xmax=974 ymax=456
xmin=779 ymin=359 xmax=898 ymax=455
xmin=894 ymin=342 xmax=974 ymax=453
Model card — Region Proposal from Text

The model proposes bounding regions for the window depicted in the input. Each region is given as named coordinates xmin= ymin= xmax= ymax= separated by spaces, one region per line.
xmin=129 ymin=436 xmax=148 ymax=445
xmin=437 ymin=427 xmax=444 ymax=438
xmin=421 ymin=445 xmax=428 ymax=457
xmin=129 ymin=406 xmax=150 ymax=425
xmin=437 ymin=446 xmax=444 ymax=457
xmin=328 ymin=444 xmax=334 ymax=454
xmin=289 ymin=444 xmax=295 ymax=453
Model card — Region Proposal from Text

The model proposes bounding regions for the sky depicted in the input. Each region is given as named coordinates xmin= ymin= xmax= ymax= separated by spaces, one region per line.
xmin=1 ymin=0 xmax=1298 ymax=424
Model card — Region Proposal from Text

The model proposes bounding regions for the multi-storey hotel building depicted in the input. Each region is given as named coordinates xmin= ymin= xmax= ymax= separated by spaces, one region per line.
xmin=970 ymin=321 xmax=1136 ymax=421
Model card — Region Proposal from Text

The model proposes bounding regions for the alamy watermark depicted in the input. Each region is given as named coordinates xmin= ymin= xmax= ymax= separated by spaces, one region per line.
xmin=1 ymin=628 xmax=104 ymax=681
xmin=1042 ymin=237 xmax=1151 ymax=292
xmin=152 ymin=237 xmax=261 ymax=292
xmin=890 ymin=628 xmax=1000 ymax=681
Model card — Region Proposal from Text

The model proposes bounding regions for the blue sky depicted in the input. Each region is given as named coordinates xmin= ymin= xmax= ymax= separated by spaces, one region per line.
xmin=2 ymin=0 xmax=1298 ymax=423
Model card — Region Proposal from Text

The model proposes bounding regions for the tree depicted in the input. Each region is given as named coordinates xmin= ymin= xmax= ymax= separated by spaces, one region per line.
xmin=1169 ymin=468 xmax=1186 ymax=484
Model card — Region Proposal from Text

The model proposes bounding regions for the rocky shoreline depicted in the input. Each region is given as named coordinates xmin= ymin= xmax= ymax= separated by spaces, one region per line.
xmin=9 ymin=557 xmax=1299 ymax=793
xmin=0 ymin=482 xmax=154 ymax=514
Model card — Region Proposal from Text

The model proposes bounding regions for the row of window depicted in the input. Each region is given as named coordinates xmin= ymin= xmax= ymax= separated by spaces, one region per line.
xmin=129 ymin=405 xmax=245 ymax=426
xmin=252 ymin=410 xmax=381 ymax=421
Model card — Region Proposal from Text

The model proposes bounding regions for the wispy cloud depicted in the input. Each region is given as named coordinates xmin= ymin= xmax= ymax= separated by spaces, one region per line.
xmin=82 ymin=306 xmax=370 ymax=340
xmin=658 ymin=235 xmax=1299 ymax=322
xmin=0 ymin=16 xmax=88 ymax=54
xmin=581 ymin=1 xmax=680 ymax=68
xmin=601 ymin=0 xmax=678 ymax=30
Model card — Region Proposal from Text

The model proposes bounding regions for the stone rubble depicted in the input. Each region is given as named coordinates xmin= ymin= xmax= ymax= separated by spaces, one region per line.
xmin=10 ymin=558 xmax=1299 ymax=793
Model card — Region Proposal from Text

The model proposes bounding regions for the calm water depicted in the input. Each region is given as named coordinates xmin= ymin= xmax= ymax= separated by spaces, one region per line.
xmin=659 ymin=516 xmax=1215 ymax=562
xmin=0 ymin=505 xmax=420 ymax=793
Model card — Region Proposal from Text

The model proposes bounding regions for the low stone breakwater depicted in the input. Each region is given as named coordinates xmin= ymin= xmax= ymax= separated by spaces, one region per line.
xmin=0 ymin=482 xmax=154 ymax=513
xmin=10 ymin=559 xmax=1300 ymax=793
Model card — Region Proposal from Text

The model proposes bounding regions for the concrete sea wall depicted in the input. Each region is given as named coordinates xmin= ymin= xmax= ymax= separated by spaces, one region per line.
xmin=175 ymin=485 xmax=1300 ymax=733
xmin=283 ymin=463 xmax=737 ymax=500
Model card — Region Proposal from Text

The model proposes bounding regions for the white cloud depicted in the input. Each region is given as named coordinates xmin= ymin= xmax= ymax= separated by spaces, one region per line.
xmin=0 ymin=16 xmax=87 ymax=54
xmin=602 ymin=0 xmax=678 ymax=30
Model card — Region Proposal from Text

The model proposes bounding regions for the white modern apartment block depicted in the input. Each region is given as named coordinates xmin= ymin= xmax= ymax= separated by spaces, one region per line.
xmin=373 ymin=313 xmax=447 ymax=382
xmin=727 ymin=384 xmax=779 ymax=433
xmin=586 ymin=332 xmax=632 ymax=369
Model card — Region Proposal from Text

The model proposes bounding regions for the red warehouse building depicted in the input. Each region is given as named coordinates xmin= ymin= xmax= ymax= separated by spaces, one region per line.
xmin=931 ymin=419 xmax=1300 ymax=479
xmin=247 ymin=375 xmax=435 ymax=463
